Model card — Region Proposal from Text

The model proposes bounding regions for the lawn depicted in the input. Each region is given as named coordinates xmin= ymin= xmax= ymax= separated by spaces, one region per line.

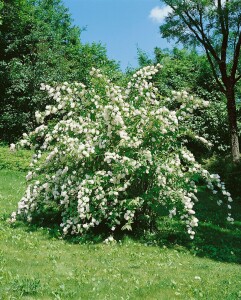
xmin=0 ymin=156 xmax=241 ymax=299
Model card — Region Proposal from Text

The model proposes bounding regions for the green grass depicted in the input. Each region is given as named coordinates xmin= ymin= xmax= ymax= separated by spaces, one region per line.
xmin=0 ymin=169 xmax=241 ymax=299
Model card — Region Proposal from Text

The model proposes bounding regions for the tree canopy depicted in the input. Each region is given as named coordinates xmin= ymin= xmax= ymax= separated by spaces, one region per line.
xmin=0 ymin=0 xmax=120 ymax=142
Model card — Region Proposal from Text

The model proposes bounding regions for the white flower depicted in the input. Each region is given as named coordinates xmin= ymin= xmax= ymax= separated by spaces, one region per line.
xmin=10 ymin=143 xmax=16 ymax=152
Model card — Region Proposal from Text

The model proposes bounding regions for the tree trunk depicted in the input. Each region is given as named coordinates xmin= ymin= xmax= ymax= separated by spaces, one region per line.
xmin=226 ymin=86 xmax=240 ymax=163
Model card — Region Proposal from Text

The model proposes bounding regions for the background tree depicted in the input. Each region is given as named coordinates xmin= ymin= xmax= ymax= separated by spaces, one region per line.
xmin=159 ymin=0 xmax=241 ymax=163
xmin=0 ymin=0 xmax=120 ymax=143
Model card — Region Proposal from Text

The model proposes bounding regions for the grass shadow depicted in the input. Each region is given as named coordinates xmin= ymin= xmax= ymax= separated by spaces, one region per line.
xmin=7 ymin=190 xmax=241 ymax=264
xmin=133 ymin=191 xmax=241 ymax=264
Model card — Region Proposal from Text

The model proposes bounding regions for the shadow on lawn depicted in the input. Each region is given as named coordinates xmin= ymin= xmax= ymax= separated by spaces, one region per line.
xmin=10 ymin=192 xmax=241 ymax=265
xmin=141 ymin=191 xmax=241 ymax=265
xmin=148 ymin=220 xmax=241 ymax=265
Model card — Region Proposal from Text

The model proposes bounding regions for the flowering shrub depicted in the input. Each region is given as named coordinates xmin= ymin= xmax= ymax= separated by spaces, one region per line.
xmin=10 ymin=65 xmax=233 ymax=240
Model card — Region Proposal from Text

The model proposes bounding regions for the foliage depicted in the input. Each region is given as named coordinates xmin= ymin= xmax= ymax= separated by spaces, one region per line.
xmin=0 ymin=169 xmax=241 ymax=299
xmin=0 ymin=145 xmax=32 ymax=172
xmin=0 ymin=0 xmax=120 ymax=143
xmin=11 ymin=66 xmax=233 ymax=240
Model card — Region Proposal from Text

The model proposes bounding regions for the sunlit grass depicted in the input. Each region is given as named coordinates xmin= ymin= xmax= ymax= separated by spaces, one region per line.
xmin=0 ymin=169 xmax=241 ymax=299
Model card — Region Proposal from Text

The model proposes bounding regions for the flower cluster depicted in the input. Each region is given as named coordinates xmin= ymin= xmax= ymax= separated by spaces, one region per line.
xmin=10 ymin=65 xmax=233 ymax=239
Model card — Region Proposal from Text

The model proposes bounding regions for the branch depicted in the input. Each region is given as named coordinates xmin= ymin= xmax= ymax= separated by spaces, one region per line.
xmin=234 ymin=19 xmax=241 ymax=50
xmin=181 ymin=8 xmax=226 ymax=90
xmin=197 ymin=4 xmax=225 ymax=90
xmin=218 ymin=0 xmax=228 ymax=71
xmin=205 ymin=47 xmax=226 ymax=93
xmin=218 ymin=0 xmax=226 ymax=34
xmin=183 ymin=9 xmax=221 ymax=63
xmin=231 ymin=31 xmax=241 ymax=81
xmin=234 ymin=74 xmax=241 ymax=84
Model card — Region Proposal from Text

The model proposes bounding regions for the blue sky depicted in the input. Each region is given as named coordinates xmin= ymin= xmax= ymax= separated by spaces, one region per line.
xmin=62 ymin=0 xmax=172 ymax=70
